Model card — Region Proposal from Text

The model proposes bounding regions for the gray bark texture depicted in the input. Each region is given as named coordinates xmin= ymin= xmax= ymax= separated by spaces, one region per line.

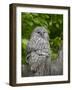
xmin=22 ymin=27 xmax=63 ymax=77
xmin=51 ymin=46 xmax=63 ymax=75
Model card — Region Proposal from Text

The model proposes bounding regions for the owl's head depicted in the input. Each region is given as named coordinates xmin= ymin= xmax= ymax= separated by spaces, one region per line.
xmin=32 ymin=27 xmax=49 ymax=40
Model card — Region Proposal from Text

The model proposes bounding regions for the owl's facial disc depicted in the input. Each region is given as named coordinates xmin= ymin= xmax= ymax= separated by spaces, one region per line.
xmin=34 ymin=27 xmax=48 ymax=40
xmin=37 ymin=30 xmax=47 ymax=39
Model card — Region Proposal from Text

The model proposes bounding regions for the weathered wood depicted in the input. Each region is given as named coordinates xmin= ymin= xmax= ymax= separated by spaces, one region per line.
xmin=21 ymin=64 xmax=33 ymax=77
xmin=51 ymin=46 xmax=63 ymax=75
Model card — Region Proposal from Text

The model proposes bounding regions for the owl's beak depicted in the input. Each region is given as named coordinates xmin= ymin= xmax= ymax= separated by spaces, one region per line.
xmin=40 ymin=33 xmax=44 ymax=38
xmin=39 ymin=33 xmax=42 ymax=36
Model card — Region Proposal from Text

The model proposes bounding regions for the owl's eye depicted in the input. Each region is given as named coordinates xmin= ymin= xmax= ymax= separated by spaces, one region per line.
xmin=37 ymin=31 xmax=40 ymax=34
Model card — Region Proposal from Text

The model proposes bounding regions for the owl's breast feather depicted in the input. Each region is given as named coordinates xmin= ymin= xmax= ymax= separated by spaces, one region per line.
xmin=36 ymin=49 xmax=49 ymax=56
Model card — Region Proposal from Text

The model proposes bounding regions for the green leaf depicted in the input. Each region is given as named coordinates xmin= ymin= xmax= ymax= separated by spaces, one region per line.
xmin=22 ymin=39 xmax=28 ymax=50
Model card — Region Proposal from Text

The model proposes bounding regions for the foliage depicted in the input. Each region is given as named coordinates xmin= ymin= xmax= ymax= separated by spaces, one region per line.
xmin=21 ymin=13 xmax=63 ymax=64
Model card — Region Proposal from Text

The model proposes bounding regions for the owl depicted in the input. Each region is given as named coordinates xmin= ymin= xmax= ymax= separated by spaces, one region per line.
xmin=26 ymin=27 xmax=51 ymax=76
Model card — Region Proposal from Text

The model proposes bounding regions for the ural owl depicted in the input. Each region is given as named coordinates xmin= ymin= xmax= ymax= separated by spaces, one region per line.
xmin=26 ymin=27 xmax=51 ymax=76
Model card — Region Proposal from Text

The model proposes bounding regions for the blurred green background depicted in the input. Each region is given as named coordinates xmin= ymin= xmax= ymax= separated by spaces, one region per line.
xmin=21 ymin=13 xmax=63 ymax=64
